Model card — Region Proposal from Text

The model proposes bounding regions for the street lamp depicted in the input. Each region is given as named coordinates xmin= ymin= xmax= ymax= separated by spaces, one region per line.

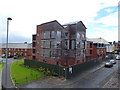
xmin=6 ymin=17 xmax=12 ymax=86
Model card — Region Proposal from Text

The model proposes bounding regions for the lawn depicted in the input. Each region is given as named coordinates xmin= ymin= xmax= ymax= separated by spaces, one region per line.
xmin=11 ymin=60 xmax=43 ymax=85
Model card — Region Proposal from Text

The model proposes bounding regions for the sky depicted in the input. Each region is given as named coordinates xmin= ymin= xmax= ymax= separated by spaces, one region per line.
xmin=0 ymin=0 xmax=119 ymax=43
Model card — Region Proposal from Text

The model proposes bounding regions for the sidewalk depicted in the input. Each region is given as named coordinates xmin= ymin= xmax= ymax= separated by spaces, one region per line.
xmin=2 ymin=58 xmax=15 ymax=88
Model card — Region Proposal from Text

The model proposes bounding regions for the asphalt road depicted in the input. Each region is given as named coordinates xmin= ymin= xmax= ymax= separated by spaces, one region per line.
xmin=64 ymin=60 xmax=119 ymax=88
xmin=17 ymin=59 xmax=119 ymax=88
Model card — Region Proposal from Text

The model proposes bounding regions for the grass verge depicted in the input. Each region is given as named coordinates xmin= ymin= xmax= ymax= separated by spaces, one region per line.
xmin=11 ymin=60 xmax=43 ymax=85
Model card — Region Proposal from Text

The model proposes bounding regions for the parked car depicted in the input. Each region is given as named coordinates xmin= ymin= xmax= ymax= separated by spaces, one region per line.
xmin=14 ymin=56 xmax=18 ymax=59
xmin=110 ymin=59 xmax=116 ymax=64
xmin=2 ymin=54 xmax=5 ymax=58
xmin=104 ymin=62 xmax=113 ymax=68
xmin=116 ymin=55 xmax=120 ymax=60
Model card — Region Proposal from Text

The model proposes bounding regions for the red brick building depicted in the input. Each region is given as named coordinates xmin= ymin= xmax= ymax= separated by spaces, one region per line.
xmin=86 ymin=37 xmax=107 ymax=61
xmin=86 ymin=39 xmax=93 ymax=61
xmin=1 ymin=43 xmax=32 ymax=59
xmin=32 ymin=20 xmax=87 ymax=67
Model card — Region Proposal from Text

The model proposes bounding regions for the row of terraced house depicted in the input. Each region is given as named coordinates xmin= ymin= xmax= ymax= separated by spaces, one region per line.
xmin=0 ymin=43 xmax=32 ymax=59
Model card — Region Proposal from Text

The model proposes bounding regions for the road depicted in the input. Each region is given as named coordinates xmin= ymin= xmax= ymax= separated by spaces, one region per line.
xmin=64 ymin=61 xmax=119 ymax=88
xmin=17 ymin=59 xmax=119 ymax=88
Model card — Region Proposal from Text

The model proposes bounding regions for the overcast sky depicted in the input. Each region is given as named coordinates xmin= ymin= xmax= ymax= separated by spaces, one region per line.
xmin=0 ymin=0 xmax=119 ymax=43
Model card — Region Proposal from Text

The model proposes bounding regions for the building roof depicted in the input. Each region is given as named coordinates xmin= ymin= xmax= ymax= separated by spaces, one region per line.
xmin=63 ymin=21 xmax=87 ymax=29
xmin=86 ymin=37 xmax=93 ymax=42
xmin=1 ymin=43 xmax=32 ymax=49
xmin=88 ymin=37 xmax=109 ymax=44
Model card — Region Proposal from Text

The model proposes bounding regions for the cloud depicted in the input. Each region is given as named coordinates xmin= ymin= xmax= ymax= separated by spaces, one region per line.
xmin=93 ymin=11 xmax=117 ymax=27
xmin=0 ymin=0 xmax=119 ymax=43
xmin=87 ymin=27 xmax=118 ymax=42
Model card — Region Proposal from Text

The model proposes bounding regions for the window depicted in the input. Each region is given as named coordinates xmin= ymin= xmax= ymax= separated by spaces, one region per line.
xmin=42 ymin=41 xmax=50 ymax=48
xmin=82 ymin=42 xmax=84 ymax=48
xmin=42 ymin=50 xmax=50 ymax=58
xmin=81 ymin=50 xmax=83 ymax=55
xmin=33 ymin=42 xmax=36 ymax=47
xmin=42 ymin=31 xmax=50 ymax=39
xmin=76 ymin=41 xmax=80 ymax=48
xmin=62 ymin=32 xmax=68 ymax=38
xmin=33 ymin=35 xmax=36 ymax=40
xmin=50 ymin=50 xmax=61 ymax=58
xmin=82 ymin=34 xmax=85 ymax=38
xmin=90 ymin=50 xmax=92 ymax=54
xmin=51 ymin=31 xmax=56 ymax=38
xmin=65 ymin=32 xmax=68 ymax=37
xmin=77 ymin=33 xmax=81 ymax=39
xmin=90 ymin=43 xmax=92 ymax=48
xmin=33 ymin=49 xmax=36 ymax=53
xmin=50 ymin=51 xmax=56 ymax=58
xmin=33 ymin=56 xmax=36 ymax=60
xmin=99 ymin=44 xmax=101 ymax=47
xmin=56 ymin=31 xmax=61 ymax=39
xmin=64 ymin=40 xmax=69 ymax=49
xmin=71 ymin=40 xmax=76 ymax=49
xmin=51 ymin=41 xmax=61 ymax=48
xmin=42 ymin=31 xmax=46 ymax=38
xmin=46 ymin=41 xmax=50 ymax=48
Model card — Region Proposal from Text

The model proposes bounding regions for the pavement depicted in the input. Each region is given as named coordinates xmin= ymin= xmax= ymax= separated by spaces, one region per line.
xmin=2 ymin=58 xmax=15 ymax=88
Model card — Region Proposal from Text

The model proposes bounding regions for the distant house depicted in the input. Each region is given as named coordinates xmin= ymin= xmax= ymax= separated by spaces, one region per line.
xmin=1 ymin=43 xmax=32 ymax=59
xmin=87 ymin=37 xmax=108 ymax=60
xmin=32 ymin=20 xmax=87 ymax=67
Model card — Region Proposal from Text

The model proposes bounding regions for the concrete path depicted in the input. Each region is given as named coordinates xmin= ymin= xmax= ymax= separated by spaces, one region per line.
xmin=2 ymin=58 xmax=15 ymax=88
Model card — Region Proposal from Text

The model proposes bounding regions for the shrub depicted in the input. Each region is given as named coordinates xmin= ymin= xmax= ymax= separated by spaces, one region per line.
xmin=38 ymin=67 xmax=46 ymax=72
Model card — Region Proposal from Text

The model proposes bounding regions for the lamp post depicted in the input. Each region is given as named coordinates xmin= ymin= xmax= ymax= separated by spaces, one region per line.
xmin=6 ymin=17 xmax=12 ymax=86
